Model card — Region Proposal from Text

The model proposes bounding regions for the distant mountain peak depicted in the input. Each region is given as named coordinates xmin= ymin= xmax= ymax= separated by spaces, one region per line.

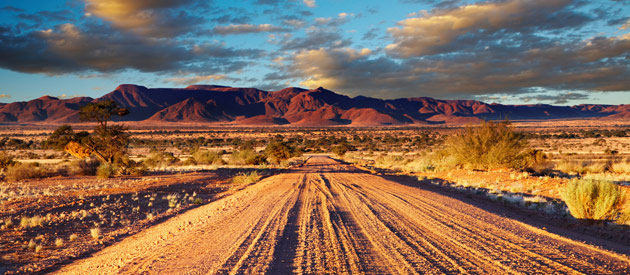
xmin=185 ymin=85 xmax=232 ymax=90
xmin=0 ymin=84 xmax=628 ymax=125
xmin=115 ymin=84 xmax=148 ymax=92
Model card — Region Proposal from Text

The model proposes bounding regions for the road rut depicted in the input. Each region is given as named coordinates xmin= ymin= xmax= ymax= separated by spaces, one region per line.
xmin=55 ymin=156 xmax=630 ymax=274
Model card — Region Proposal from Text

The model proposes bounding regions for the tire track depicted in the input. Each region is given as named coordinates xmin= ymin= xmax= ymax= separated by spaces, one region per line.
xmin=54 ymin=156 xmax=630 ymax=275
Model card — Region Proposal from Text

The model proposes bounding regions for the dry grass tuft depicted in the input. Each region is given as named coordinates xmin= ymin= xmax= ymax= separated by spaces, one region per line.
xmin=231 ymin=171 xmax=262 ymax=185
xmin=90 ymin=228 xmax=100 ymax=240
xmin=561 ymin=179 xmax=625 ymax=221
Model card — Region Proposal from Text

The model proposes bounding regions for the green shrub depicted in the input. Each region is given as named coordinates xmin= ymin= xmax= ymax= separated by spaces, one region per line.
xmin=191 ymin=150 xmax=225 ymax=165
xmin=97 ymin=163 xmax=116 ymax=179
xmin=231 ymin=171 xmax=262 ymax=185
xmin=561 ymin=179 xmax=625 ymax=221
xmin=5 ymin=162 xmax=51 ymax=181
xmin=438 ymin=121 xmax=530 ymax=170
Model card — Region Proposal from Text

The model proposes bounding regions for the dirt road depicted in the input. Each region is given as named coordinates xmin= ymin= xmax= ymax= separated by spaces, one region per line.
xmin=54 ymin=156 xmax=630 ymax=274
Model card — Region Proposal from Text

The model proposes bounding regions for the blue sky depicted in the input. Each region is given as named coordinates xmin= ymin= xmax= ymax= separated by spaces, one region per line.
xmin=0 ymin=0 xmax=629 ymax=105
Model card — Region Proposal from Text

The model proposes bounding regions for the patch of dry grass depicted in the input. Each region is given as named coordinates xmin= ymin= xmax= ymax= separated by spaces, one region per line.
xmin=561 ymin=179 xmax=625 ymax=221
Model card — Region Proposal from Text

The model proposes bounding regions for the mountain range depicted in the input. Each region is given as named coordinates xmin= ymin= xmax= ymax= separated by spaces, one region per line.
xmin=0 ymin=84 xmax=628 ymax=126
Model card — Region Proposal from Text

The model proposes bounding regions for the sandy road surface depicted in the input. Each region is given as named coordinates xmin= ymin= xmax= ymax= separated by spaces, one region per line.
xmin=54 ymin=156 xmax=630 ymax=274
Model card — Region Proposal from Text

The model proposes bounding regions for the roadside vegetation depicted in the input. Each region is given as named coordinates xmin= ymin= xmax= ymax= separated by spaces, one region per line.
xmin=1 ymin=121 xmax=630 ymax=273
xmin=340 ymin=122 xmax=630 ymax=226
xmin=1 ymin=121 xmax=629 ymax=228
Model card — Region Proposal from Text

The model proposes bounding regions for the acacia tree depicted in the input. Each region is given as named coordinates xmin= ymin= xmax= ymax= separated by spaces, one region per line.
xmin=46 ymin=100 xmax=130 ymax=165
xmin=78 ymin=100 xmax=130 ymax=164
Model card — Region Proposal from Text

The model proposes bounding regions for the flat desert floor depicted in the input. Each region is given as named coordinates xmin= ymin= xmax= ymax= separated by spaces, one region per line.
xmin=53 ymin=156 xmax=630 ymax=274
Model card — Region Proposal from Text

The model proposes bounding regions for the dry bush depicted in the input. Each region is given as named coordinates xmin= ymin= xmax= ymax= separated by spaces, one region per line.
xmin=437 ymin=121 xmax=531 ymax=170
xmin=116 ymin=156 xmax=146 ymax=176
xmin=402 ymin=158 xmax=436 ymax=173
xmin=69 ymin=159 xmax=100 ymax=176
xmin=374 ymin=154 xmax=406 ymax=170
xmin=561 ymin=179 xmax=625 ymax=221
xmin=231 ymin=171 xmax=262 ymax=185
xmin=556 ymin=160 xmax=607 ymax=175
xmin=190 ymin=150 xmax=224 ymax=165
xmin=4 ymin=162 xmax=54 ymax=181
xmin=144 ymin=151 xmax=179 ymax=168
xmin=611 ymin=161 xmax=630 ymax=174
xmin=230 ymin=149 xmax=266 ymax=165
xmin=97 ymin=163 xmax=115 ymax=179
xmin=0 ymin=152 xmax=15 ymax=171
xmin=618 ymin=206 xmax=630 ymax=225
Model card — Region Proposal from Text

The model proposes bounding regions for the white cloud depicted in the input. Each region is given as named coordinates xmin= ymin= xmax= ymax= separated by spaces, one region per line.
xmin=387 ymin=0 xmax=575 ymax=57
xmin=303 ymin=0 xmax=316 ymax=8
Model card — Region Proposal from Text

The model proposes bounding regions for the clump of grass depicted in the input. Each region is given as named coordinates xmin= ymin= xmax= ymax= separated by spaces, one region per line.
xmin=69 ymin=234 xmax=78 ymax=242
xmin=1 ymin=218 xmax=13 ymax=229
xmin=165 ymin=194 xmax=180 ymax=209
xmin=20 ymin=215 xmax=43 ymax=228
xmin=35 ymin=245 xmax=43 ymax=253
xmin=90 ymin=228 xmax=100 ymax=240
xmin=55 ymin=238 xmax=64 ymax=247
xmin=231 ymin=171 xmax=262 ymax=185
xmin=561 ymin=179 xmax=626 ymax=221
xmin=28 ymin=239 xmax=36 ymax=250
xmin=193 ymin=197 xmax=203 ymax=205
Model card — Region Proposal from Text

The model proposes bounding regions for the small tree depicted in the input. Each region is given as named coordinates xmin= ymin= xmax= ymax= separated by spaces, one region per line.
xmin=46 ymin=100 xmax=130 ymax=169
